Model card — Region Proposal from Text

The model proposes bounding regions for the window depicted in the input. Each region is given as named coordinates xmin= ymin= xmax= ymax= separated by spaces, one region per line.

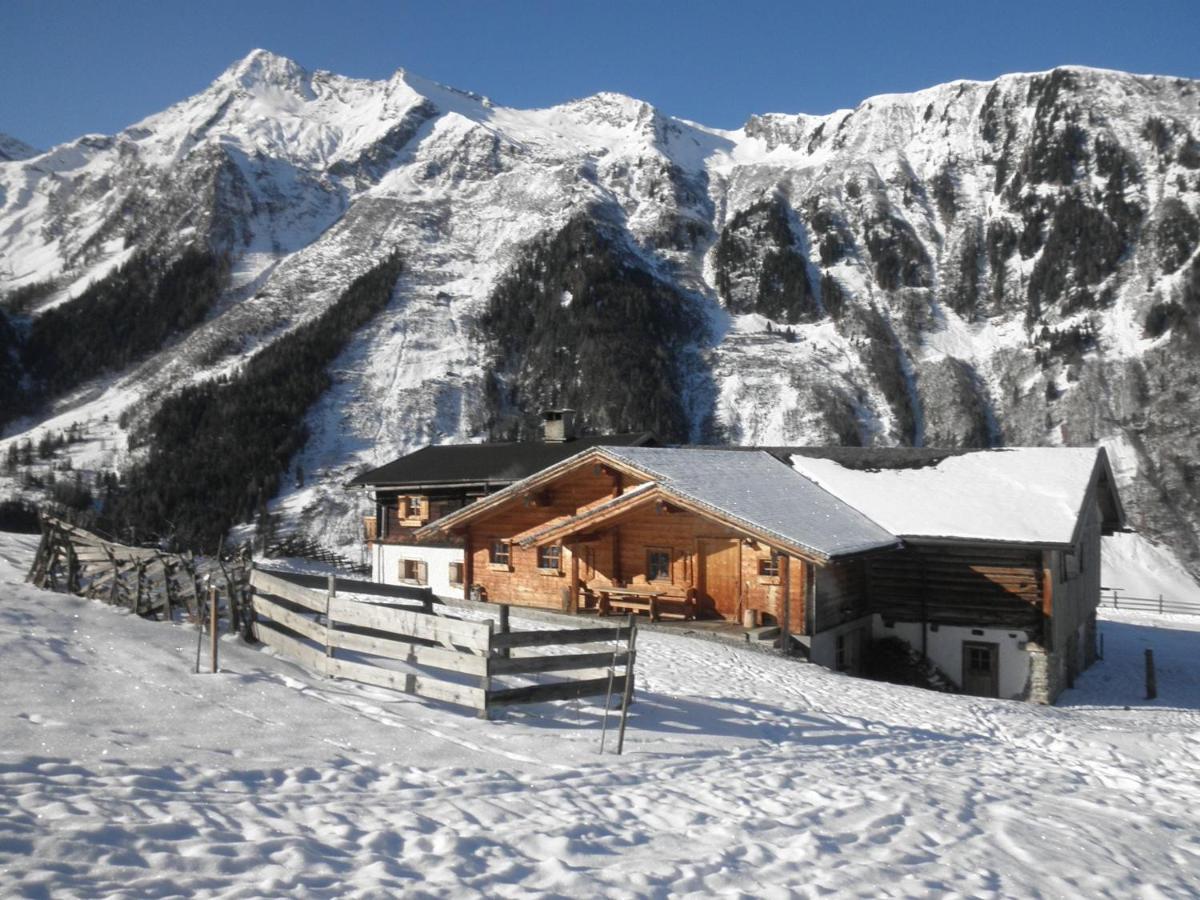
xmin=406 ymin=496 xmax=423 ymax=518
xmin=966 ymin=645 xmax=993 ymax=675
xmin=537 ymin=545 xmax=561 ymax=571
xmin=400 ymin=558 xmax=427 ymax=585
xmin=490 ymin=540 xmax=511 ymax=567
xmin=448 ymin=561 xmax=464 ymax=586
xmin=646 ymin=548 xmax=672 ymax=582
xmin=758 ymin=552 xmax=780 ymax=578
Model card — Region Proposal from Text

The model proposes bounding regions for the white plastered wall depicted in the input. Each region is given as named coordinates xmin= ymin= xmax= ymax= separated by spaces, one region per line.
xmin=809 ymin=615 xmax=874 ymax=672
xmin=373 ymin=543 xmax=466 ymax=601
xmin=873 ymin=616 xmax=1032 ymax=700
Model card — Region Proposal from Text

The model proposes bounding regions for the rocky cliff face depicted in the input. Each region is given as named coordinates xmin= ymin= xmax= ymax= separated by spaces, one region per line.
xmin=1 ymin=52 xmax=1198 ymax=567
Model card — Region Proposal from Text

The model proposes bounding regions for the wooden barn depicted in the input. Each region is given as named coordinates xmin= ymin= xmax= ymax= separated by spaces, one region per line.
xmin=412 ymin=444 xmax=1126 ymax=704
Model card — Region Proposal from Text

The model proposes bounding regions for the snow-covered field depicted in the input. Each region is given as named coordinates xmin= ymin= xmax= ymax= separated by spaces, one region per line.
xmin=2 ymin=531 xmax=1200 ymax=897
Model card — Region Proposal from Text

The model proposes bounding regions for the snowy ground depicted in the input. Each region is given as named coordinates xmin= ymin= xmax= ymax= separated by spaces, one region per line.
xmin=2 ymin=532 xmax=1200 ymax=897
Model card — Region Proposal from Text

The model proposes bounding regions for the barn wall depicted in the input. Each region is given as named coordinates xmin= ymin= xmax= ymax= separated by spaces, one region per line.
xmin=874 ymin=617 xmax=1032 ymax=699
xmin=868 ymin=544 xmax=1045 ymax=632
xmin=813 ymin=559 xmax=869 ymax=631
xmin=1039 ymin=493 xmax=1104 ymax=699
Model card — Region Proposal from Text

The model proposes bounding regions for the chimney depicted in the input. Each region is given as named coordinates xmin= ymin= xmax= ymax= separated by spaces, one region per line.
xmin=542 ymin=409 xmax=577 ymax=443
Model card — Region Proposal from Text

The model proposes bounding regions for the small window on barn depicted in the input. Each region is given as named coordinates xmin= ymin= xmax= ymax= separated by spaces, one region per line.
xmin=646 ymin=548 xmax=672 ymax=582
xmin=758 ymin=552 xmax=780 ymax=578
xmin=406 ymin=496 xmax=423 ymax=518
xmin=400 ymin=558 xmax=427 ymax=585
xmin=490 ymin=540 xmax=511 ymax=568
xmin=448 ymin=561 xmax=464 ymax=586
xmin=537 ymin=545 xmax=561 ymax=572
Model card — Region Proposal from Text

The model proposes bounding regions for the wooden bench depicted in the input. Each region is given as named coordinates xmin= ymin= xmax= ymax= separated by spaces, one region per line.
xmin=596 ymin=587 xmax=697 ymax=622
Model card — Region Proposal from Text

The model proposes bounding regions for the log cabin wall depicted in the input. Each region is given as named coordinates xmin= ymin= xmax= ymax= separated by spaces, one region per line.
xmin=813 ymin=559 xmax=869 ymax=631
xmin=465 ymin=468 xmax=649 ymax=611
xmin=867 ymin=543 xmax=1045 ymax=633
xmin=466 ymin=491 xmax=819 ymax=623
xmin=375 ymin=488 xmax=476 ymax=544
xmin=736 ymin=547 xmax=805 ymax=632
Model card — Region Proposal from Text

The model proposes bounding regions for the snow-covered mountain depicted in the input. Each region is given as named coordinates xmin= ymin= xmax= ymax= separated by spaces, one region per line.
xmin=1 ymin=51 xmax=1199 ymax=570
xmin=0 ymin=134 xmax=38 ymax=162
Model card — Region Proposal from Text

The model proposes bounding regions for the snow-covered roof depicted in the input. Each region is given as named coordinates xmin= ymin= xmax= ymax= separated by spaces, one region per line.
xmin=788 ymin=448 xmax=1106 ymax=546
xmin=600 ymin=447 xmax=899 ymax=560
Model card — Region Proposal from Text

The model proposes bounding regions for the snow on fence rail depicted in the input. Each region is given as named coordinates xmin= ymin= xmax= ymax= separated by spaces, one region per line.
xmin=248 ymin=567 xmax=637 ymax=720
xmin=1099 ymin=587 xmax=1200 ymax=617
xmin=27 ymin=514 xmax=248 ymax=629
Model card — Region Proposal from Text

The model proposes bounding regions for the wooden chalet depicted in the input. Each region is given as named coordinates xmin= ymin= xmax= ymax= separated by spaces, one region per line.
xmin=413 ymin=444 xmax=1127 ymax=704
xmin=415 ymin=446 xmax=900 ymax=646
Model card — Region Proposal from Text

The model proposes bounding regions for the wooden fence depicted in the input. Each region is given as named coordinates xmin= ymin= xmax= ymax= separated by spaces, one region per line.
xmin=1099 ymin=587 xmax=1200 ymax=617
xmin=27 ymin=514 xmax=249 ymax=630
xmin=248 ymin=567 xmax=637 ymax=720
xmin=264 ymin=533 xmax=370 ymax=576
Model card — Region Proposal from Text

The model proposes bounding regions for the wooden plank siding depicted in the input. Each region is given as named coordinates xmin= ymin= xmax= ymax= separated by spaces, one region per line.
xmin=470 ymin=490 xmax=819 ymax=623
xmin=812 ymin=558 xmax=869 ymax=632
xmin=866 ymin=544 xmax=1045 ymax=631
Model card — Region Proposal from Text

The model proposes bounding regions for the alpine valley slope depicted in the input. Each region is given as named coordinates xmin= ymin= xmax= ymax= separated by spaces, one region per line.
xmin=1 ymin=51 xmax=1199 ymax=568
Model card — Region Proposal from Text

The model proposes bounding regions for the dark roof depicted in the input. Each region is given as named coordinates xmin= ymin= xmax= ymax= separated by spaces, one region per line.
xmin=350 ymin=433 xmax=657 ymax=488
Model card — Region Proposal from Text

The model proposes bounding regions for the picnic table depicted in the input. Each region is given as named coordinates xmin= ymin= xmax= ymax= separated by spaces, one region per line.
xmin=596 ymin=586 xmax=696 ymax=622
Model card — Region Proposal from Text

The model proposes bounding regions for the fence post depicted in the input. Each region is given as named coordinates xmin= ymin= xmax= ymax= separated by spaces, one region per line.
xmin=616 ymin=616 xmax=638 ymax=755
xmin=498 ymin=604 xmax=510 ymax=660
xmin=1159 ymin=594 xmax=1164 ymax=615
xmin=479 ymin=620 xmax=495 ymax=721
xmin=324 ymin=574 xmax=336 ymax=671
xmin=1145 ymin=649 xmax=1157 ymax=700
xmin=209 ymin=585 xmax=219 ymax=674
xmin=66 ymin=540 xmax=80 ymax=594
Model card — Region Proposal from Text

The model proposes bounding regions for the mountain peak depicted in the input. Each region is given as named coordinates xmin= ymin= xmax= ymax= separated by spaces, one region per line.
xmin=222 ymin=48 xmax=314 ymax=98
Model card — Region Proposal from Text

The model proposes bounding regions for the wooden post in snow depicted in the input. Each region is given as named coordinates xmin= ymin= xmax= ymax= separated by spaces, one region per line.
xmin=479 ymin=619 xmax=495 ymax=721
xmin=498 ymin=604 xmax=510 ymax=659
xmin=616 ymin=615 xmax=637 ymax=755
xmin=325 ymin=573 xmax=336 ymax=668
xmin=209 ymin=585 xmax=219 ymax=673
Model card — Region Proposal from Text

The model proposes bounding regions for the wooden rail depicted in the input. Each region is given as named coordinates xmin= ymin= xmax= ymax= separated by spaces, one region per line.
xmin=27 ymin=514 xmax=249 ymax=630
xmin=248 ymin=567 xmax=637 ymax=719
xmin=1099 ymin=588 xmax=1200 ymax=617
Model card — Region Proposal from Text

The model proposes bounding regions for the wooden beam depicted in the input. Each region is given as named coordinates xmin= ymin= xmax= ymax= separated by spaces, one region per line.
xmin=492 ymin=625 xmax=633 ymax=650
xmin=489 ymin=650 xmax=630 ymax=676
xmin=327 ymin=628 xmax=488 ymax=677
xmin=487 ymin=675 xmax=625 ymax=708
xmin=329 ymin=597 xmax=492 ymax=652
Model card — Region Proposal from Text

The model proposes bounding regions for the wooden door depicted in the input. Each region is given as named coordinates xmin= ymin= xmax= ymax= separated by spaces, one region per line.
xmin=962 ymin=641 xmax=999 ymax=698
xmin=698 ymin=539 xmax=741 ymax=620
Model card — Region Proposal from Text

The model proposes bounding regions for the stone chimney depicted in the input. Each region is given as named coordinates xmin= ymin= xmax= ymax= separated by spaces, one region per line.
xmin=541 ymin=409 xmax=577 ymax=443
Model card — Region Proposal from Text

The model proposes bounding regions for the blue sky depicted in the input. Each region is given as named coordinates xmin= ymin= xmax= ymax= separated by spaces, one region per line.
xmin=3 ymin=0 xmax=1198 ymax=149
